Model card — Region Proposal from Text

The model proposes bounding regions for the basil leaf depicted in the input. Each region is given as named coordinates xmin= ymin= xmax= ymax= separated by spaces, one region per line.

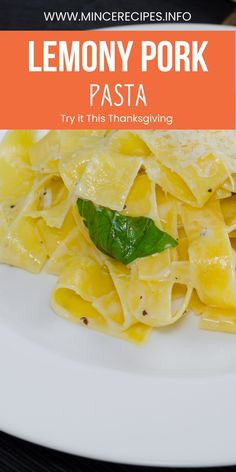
xmin=77 ymin=198 xmax=178 ymax=265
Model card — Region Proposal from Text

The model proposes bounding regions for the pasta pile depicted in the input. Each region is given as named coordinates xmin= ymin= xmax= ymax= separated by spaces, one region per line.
xmin=1 ymin=129 xmax=236 ymax=343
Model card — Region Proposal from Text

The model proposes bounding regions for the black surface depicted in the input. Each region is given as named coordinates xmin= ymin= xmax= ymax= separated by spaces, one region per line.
xmin=1 ymin=431 xmax=236 ymax=472
xmin=0 ymin=0 xmax=235 ymax=471
xmin=0 ymin=0 xmax=233 ymax=29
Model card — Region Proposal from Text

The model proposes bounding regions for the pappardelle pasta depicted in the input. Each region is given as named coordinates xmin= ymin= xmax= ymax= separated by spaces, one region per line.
xmin=1 ymin=129 xmax=236 ymax=343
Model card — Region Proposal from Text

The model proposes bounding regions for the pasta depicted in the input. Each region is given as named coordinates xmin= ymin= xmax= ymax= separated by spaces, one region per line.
xmin=1 ymin=129 xmax=236 ymax=343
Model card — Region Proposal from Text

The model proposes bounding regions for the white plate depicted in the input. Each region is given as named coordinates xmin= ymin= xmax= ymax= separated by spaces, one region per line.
xmin=1 ymin=25 xmax=236 ymax=467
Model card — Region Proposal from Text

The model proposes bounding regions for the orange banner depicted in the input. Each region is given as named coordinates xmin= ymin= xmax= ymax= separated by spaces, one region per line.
xmin=0 ymin=30 xmax=235 ymax=129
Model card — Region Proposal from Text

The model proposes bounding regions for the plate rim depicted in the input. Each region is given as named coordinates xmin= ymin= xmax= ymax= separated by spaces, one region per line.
xmin=1 ymin=319 xmax=236 ymax=467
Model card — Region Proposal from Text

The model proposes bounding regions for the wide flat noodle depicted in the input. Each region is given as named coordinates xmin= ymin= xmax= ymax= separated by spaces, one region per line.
xmin=221 ymin=195 xmax=236 ymax=234
xmin=200 ymin=306 xmax=236 ymax=334
xmin=189 ymin=290 xmax=236 ymax=334
xmin=123 ymin=172 xmax=158 ymax=222
xmin=181 ymin=199 xmax=236 ymax=308
xmin=26 ymin=175 xmax=71 ymax=228
xmin=107 ymin=259 xmax=191 ymax=328
xmin=140 ymin=130 xmax=229 ymax=207
xmin=107 ymin=130 xmax=150 ymax=156
xmin=0 ymin=154 xmax=35 ymax=201
xmin=52 ymin=255 xmax=150 ymax=343
xmin=59 ymin=131 xmax=107 ymax=191
xmin=38 ymin=210 xmax=76 ymax=262
xmin=0 ymin=130 xmax=37 ymax=166
xmin=0 ymin=216 xmax=47 ymax=273
xmin=76 ymin=150 xmax=142 ymax=211
xmin=128 ymin=270 xmax=191 ymax=327
xmin=29 ymin=131 xmax=61 ymax=174
xmin=135 ymin=188 xmax=178 ymax=280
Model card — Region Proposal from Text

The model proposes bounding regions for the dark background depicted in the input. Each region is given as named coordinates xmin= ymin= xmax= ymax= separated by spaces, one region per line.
xmin=0 ymin=0 xmax=234 ymax=29
xmin=1 ymin=431 xmax=236 ymax=472
xmin=0 ymin=0 xmax=235 ymax=471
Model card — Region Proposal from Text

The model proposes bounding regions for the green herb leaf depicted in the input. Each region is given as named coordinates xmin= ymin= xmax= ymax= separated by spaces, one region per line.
xmin=77 ymin=198 xmax=178 ymax=265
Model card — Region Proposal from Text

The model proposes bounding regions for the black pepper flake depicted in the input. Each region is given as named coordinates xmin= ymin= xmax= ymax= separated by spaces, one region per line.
xmin=142 ymin=310 xmax=148 ymax=316
xmin=232 ymin=192 xmax=236 ymax=196
xmin=175 ymin=277 xmax=178 ymax=280
xmin=140 ymin=295 xmax=143 ymax=299
xmin=10 ymin=205 xmax=15 ymax=209
xmin=80 ymin=316 xmax=88 ymax=325
xmin=123 ymin=204 xmax=127 ymax=210
xmin=43 ymin=190 xmax=47 ymax=196
xmin=207 ymin=188 xmax=212 ymax=193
